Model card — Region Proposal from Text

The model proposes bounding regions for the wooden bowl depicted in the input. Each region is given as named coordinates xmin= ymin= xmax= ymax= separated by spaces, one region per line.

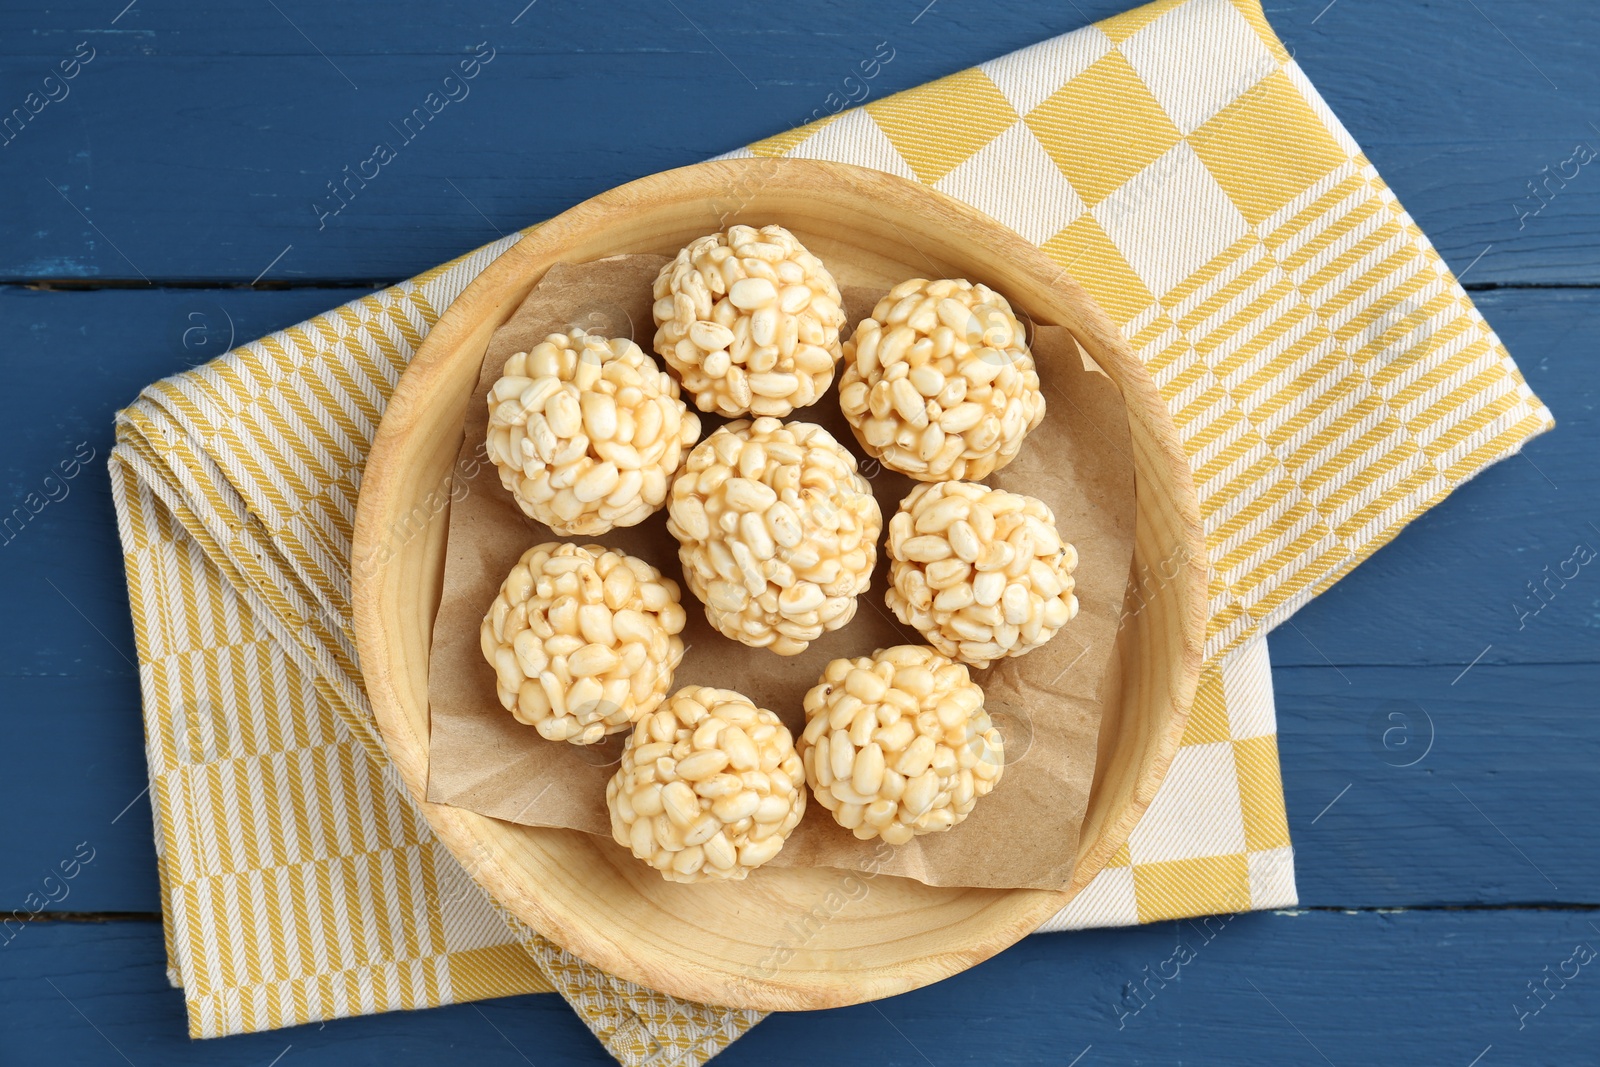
xmin=353 ymin=158 xmax=1207 ymax=1011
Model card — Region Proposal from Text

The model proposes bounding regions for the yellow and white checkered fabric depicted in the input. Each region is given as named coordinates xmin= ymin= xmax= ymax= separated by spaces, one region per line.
xmin=109 ymin=0 xmax=1552 ymax=1063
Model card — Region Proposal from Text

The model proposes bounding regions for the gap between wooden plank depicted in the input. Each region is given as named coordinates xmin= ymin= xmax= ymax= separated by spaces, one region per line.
xmin=16 ymin=903 xmax=1600 ymax=924
xmin=6 ymin=279 xmax=1600 ymax=293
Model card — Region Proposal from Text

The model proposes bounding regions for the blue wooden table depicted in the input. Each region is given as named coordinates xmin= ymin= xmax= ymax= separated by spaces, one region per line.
xmin=3 ymin=1 xmax=1596 ymax=1063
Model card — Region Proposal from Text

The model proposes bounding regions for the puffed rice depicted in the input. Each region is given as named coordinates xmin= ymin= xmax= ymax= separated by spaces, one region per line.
xmin=486 ymin=328 xmax=700 ymax=536
xmin=840 ymin=278 xmax=1044 ymax=481
xmin=667 ymin=417 xmax=882 ymax=656
xmin=480 ymin=542 xmax=687 ymax=744
xmin=607 ymin=685 xmax=806 ymax=881
xmin=800 ymin=644 xmax=1003 ymax=844
xmin=885 ymin=481 xmax=1078 ymax=668
xmin=652 ymin=224 xmax=845 ymax=417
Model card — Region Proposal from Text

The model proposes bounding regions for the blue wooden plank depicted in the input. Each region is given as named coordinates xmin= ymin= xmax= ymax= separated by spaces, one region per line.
xmin=4 ymin=911 xmax=1598 ymax=1065
xmin=2 ymin=0 xmax=1109 ymax=284
xmin=4 ymin=1 xmax=1597 ymax=1062
xmin=1277 ymin=663 xmax=1600 ymax=907
xmin=0 ymin=674 xmax=159 ymax=916
xmin=3 ymin=1 xmax=1596 ymax=283
xmin=1 ymin=284 xmax=1596 ymax=912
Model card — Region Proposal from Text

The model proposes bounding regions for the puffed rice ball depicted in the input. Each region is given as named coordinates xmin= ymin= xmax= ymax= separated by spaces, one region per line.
xmin=840 ymin=278 xmax=1045 ymax=481
xmin=885 ymin=481 xmax=1078 ymax=669
xmin=607 ymin=686 xmax=806 ymax=882
xmin=667 ymin=417 xmax=881 ymax=656
xmin=652 ymin=224 xmax=845 ymax=418
xmin=800 ymin=645 xmax=1003 ymax=844
xmin=485 ymin=328 xmax=700 ymax=536
xmin=481 ymin=542 xmax=687 ymax=744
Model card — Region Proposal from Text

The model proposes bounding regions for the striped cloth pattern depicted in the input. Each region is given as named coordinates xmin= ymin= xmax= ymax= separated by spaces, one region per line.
xmin=108 ymin=0 xmax=1551 ymax=1063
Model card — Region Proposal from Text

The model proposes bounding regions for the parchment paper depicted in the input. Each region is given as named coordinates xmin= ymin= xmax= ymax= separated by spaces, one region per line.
xmin=425 ymin=254 xmax=1136 ymax=890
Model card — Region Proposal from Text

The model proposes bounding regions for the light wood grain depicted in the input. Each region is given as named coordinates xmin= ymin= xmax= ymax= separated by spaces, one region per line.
xmin=351 ymin=157 xmax=1207 ymax=1011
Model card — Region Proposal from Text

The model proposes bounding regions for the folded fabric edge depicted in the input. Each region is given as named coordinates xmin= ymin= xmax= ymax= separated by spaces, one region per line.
xmin=108 ymin=437 xmax=741 ymax=1062
xmin=108 ymin=447 xmax=202 ymax=1002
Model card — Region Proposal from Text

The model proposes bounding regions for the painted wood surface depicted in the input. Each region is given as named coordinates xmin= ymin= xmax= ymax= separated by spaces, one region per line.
xmin=4 ymin=912 xmax=1597 ymax=1065
xmin=1 ymin=0 xmax=1595 ymax=1063
xmin=1 ymin=1 xmax=1597 ymax=285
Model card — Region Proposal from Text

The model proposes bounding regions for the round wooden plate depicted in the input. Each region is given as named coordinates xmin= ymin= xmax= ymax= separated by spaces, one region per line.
xmin=352 ymin=157 xmax=1207 ymax=1011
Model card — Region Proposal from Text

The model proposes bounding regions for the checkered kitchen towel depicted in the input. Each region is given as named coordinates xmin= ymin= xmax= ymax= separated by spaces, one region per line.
xmin=109 ymin=0 xmax=1553 ymax=1062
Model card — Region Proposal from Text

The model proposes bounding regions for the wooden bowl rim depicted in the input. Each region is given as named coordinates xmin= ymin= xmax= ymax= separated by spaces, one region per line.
xmin=353 ymin=156 xmax=1207 ymax=1010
